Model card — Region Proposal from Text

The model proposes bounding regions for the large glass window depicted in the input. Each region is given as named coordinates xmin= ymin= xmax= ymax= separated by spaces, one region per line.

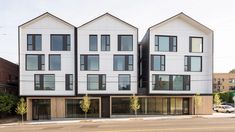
xmin=89 ymin=35 xmax=97 ymax=51
xmin=87 ymin=74 xmax=106 ymax=90
xmin=118 ymin=35 xmax=133 ymax=51
xmin=101 ymin=35 xmax=110 ymax=51
xmin=34 ymin=74 xmax=55 ymax=90
xmin=80 ymin=55 xmax=99 ymax=71
xmin=190 ymin=37 xmax=203 ymax=52
xmin=49 ymin=54 xmax=61 ymax=70
xmin=155 ymin=35 xmax=177 ymax=52
xmin=152 ymin=75 xmax=190 ymax=91
xmin=26 ymin=54 xmax=44 ymax=70
xmin=51 ymin=34 xmax=70 ymax=51
xmin=27 ymin=34 xmax=41 ymax=51
xmin=118 ymin=74 xmax=131 ymax=90
xmin=114 ymin=55 xmax=133 ymax=71
xmin=65 ymin=74 xmax=73 ymax=90
xmin=185 ymin=56 xmax=202 ymax=72
xmin=151 ymin=55 xmax=165 ymax=71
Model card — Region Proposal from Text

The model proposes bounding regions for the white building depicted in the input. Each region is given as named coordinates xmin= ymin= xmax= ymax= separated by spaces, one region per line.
xmin=19 ymin=12 xmax=213 ymax=120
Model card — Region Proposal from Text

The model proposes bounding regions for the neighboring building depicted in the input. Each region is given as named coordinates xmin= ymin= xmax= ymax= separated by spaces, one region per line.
xmin=19 ymin=12 xmax=213 ymax=120
xmin=0 ymin=57 xmax=19 ymax=95
xmin=213 ymin=73 xmax=235 ymax=92
xmin=139 ymin=12 xmax=213 ymax=115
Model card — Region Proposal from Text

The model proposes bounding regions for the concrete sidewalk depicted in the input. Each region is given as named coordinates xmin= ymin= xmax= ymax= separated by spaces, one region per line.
xmin=1 ymin=113 xmax=235 ymax=126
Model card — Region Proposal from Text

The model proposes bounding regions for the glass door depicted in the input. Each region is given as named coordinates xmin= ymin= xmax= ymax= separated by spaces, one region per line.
xmin=32 ymin=99 xmax=51 ymax=120
xmin=183 ymin=98 xmax=189 ymax=115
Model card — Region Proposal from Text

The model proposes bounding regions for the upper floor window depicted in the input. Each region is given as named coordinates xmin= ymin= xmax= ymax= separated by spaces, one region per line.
xmin=155 ymin=35 xmax=177 ymax=52
xmin=190 ymin=37 xmax=203 ymax=53
xmin=51 ymin=34 xmax=70 ymax=51
xmin=118 ymin=74 xmax=131 ymax=90
xmin=27 ymin=34 xmax=41 ymax=51
xmin=118 ymin=35 xmax=133 ymax=51
xmin=101 ymin=35 xmax=110 ymax=51
xmin=114 ymin=55 xmax=133 ymax=71
xmin=80 ymin=55 xmax=99 ymax=71
xmin=89 ymin=35 xmax=97 ymax=51
xmin=65 ymin=74 xmax=73 ymax=90
xmin=87 ymin=74 xmax=106 ymax=90
xmin=26 ymin=54 xmax=44 ymax=70
xmin=49 ymin=54 xmax=61 ymax=70
xmin=152 ymin=75 xmax=190 ymax=91
xmin=151 ymin=55 xmax=165 ymax=71
xmin=184 ymin=56 xmax=202 ymax=72
xmin=34 ymin=74 xmax=55 ymax=90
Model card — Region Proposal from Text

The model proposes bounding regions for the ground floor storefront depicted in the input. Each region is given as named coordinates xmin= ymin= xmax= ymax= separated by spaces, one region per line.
xmin=26 ymin=96 xmax=212 ymax=120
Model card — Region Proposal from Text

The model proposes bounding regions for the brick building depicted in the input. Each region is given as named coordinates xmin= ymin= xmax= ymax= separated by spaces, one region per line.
xmin=213 ymin=73 xmax=235 ymax=92
xmin=0 ymin=57 xmax=19 ymax=95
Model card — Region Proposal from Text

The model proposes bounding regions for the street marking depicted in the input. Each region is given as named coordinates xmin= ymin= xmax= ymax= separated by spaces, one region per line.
xmin=96 ymin=126 xmax=235 ymax=132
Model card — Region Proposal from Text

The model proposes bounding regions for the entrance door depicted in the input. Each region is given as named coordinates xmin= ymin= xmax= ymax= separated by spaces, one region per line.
xmin=101 ymin=96 xmax=110 ymax=118
xmin=183 ymin=98 xmax=189 ymax=115
xmin=32 ymin=99 xmax=51 ymax=120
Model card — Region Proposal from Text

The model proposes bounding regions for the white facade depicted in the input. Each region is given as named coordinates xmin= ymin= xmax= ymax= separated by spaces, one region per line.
xmin=19 ymin=13 xmax=75 ymax=96
xmin=147 ymin=13 xmax=213 ymax=94
xmin=77 ymin=13 xmax=138 ymax=94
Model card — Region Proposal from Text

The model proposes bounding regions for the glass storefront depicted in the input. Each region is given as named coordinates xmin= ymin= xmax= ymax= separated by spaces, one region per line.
xmin=32 ymin=99 xmax=51 ymax=120
xmin=65 ymin=99 xmax=99 ymax=118
xmin=111 ymin=97 xmax=190 ymax=115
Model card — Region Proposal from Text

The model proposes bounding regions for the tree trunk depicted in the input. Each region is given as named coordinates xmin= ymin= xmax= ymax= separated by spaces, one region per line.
xmin=21 ymin=114 xmax=24 ymax=124
xmin=85 ymin=112 xmax=87 ymax=119
xmin=135 ymin=110 xmax=137 ymax=118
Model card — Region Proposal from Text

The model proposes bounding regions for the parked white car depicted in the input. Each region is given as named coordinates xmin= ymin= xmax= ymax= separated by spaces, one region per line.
xmin=214 ymin=105 xmax=235 ymax=113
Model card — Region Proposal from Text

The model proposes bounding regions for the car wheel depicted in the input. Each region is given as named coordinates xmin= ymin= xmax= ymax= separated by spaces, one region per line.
xmin=226 ymin=111 xmax=230 ymax=113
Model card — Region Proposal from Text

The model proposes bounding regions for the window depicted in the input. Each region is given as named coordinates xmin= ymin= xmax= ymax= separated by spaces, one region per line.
xmin=49 ymin=54 xmax=61 ymax=70
xmin=34 ymin=74 xmax=55 ymax=90
xmin=114 ymin=55 xmax=133 ymax=71
xmin=101 ymin=35 xmax=110 ymax=51
xmin=229 ymin=78 xmax=235 ymax=84
xmin=190 ymin=37 xmax=203 ymax=52
xmin=87 ymin=75 xmax=106 ymax=90
xmin=80 ymin=55 xmax=99 ymax=71
xmin=152 ymin=75 xmax=190 ymax=91
xmin=65 ymin=74 xmax=73 ymax=90
xmin=155 ymin=35 xmax=177 ymax=52
xmin=118 ymin=35 xmax=133 ymax=51
xmin=27 ymin=34 xmax=41 ymax=51
xmin=89 ymin=35 xmax=97 ymax=51
xmin=51 ymin=34 xmax=70 ymax=51
xmin=118 ymin=74 xmax=131 ymax=90
xmin=185 ymin=56 xmax=202 ymax=72
xmin=151 ymin=55 xmax=165 ymax=71
xmin=26 ymin=54 xmax=45 ymax=70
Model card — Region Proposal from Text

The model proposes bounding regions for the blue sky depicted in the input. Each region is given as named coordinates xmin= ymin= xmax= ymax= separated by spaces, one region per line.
xmin=0 ymin=0 xmax=235 ymax=72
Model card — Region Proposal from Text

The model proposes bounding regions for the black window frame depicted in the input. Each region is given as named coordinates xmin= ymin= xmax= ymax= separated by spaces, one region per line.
xmin=189 ymin=36 xmax=203 ymax=53
xmin=113 ymin=55 xmax=133 ymax=71
xmin=87 ymin=74 xmax=106 ymax=90
xmin=25 ymin=54 xmax=45 ymax=71
xmin=27 ymin=34 xmax=42 ymax=51
xmin=34 ymin=74 xmax=55 ymax=90
xmin=118 ymin=74 xmax=131 ymax=90
xmin=80 ymin=55 xmax=99 ymax=71
xmin=101 ymin=35 xmax=110 ymax=51
xmin=89 ymin=35 xmax=98 ymax=51
xmin=49 ymin=54 xmax=61 ymax=71
xmin=151 ymin=55 xmax=165 ymax=71
xmin=118 ymin=35 xmax=133 ymax=51
xmin=155 ymin=35 xmax=177 ymax=52
xmin=50 ymin=34 xmax=71 ymax=51
xmin=184 ymin=56 xmax=202 ymax=72
xmin=152 ymin=74 xmax=190 ymax=91
xmin=65 ymin=74 xmax=73 ymax=90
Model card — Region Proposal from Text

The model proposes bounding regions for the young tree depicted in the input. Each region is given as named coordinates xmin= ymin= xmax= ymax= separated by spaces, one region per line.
xmin=214 ymin=93 xmax=221 ymax=105
xmin=15 ymin=98 xmax=27 ymax=123
xmin=80 ymin=94 xmax=91 ymax=118
xmin=194 ymin=93 xmax=202 ymax=115
xmin=130 ymin=94 xmax=140 ymax=117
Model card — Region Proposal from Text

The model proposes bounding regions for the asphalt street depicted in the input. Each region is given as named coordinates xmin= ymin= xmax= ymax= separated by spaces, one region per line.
xmin=1 ymin=118 xmax=235 ymax=132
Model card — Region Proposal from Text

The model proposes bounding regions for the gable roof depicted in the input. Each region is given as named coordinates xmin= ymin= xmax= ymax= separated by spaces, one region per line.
xmin=78 ymin=13 xmax=138 ymax=29
xmin=19 ymin=12 xmax=75 ymax=28
xmin=149 ymin=12 xmax=213 ymax=33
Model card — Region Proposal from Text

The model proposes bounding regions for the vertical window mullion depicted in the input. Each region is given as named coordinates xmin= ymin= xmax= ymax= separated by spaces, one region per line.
xmin=40 ymin=75 xmax=44 ymax=90
xmin=38 ymin=55 xmax=41 ymax=70
xmin=84 ymin=56 xmax=88 ymax=70
xmin=125 ymin=56 xmax=128 ymax=70
xmin=169 ymin=75 xmax=173 ymax=90
xmin=63 ymin=35 xmax=67 ymax=50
